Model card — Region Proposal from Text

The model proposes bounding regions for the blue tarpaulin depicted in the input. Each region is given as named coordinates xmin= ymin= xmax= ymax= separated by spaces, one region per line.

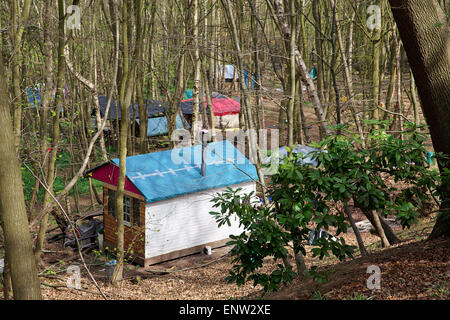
xmin=136 ymin=113 xmax=189 ymax=137
xmin=27 ymin=87 xmax=42 ymax=108
xmin=184 ymin=89 xmax=193 ymax=99
xmin=27 ymin=86 xmax=65 ymax=113
xmin=309 ymin=67 xmax=318 ymax=80
xmin=263 ymin=144 xmax=323 ymax=167
xmin=244 ymin=70 xmax=258 ymax=90
xmin=110 ymin=140 xmax=259 ymax=203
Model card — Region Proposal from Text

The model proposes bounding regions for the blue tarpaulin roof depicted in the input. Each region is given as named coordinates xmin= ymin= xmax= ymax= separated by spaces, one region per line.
xmin=111 ymin=140 xmax=259 ymax=203
xmin=136 ymin=113 xmax=189 ymax=137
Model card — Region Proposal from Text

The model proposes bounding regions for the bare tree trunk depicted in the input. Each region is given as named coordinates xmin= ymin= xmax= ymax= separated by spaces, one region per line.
xmin=221 ymin=0 xmax=267 ymax=202
xmin=410 ymin=69 xmax=420 ymax=126
xmin=395 ymin=40 xmax=403 ymax=139
xmin=0 ymin=44 xmax=42 ymax=300
xmin=334 ymin=0 xmax=364 ymax=144
xmin=371 ymin=210 xmax=390 ymax=248
xmin=192 ymin=0 xmax=202 ymax=144
xmin=385 ymin=27 xmax=399 ymax=119
xmin=371 ymin=0 xmax=382 ymax=129
xmin=389 ymin=0 xmax=450 ymax=239
xmin=202 ymin=63 xmax=216 ymax=141
xmin=343 ymin=203 xmax=368 ymax=256
xmin=135 ymin=0 xmax=147 ymax=154
xmin=34 ymin=0 xmax=65 ymax=263
xmin=287 ymin=0 xmax=296 ymax=148
xmin=112 ymin=0 xmax=135 ymax=284
xmin=10 ymin=0 xmax=32 ymax=152
xmin=271 ymin=0 xmax=330 ymax=137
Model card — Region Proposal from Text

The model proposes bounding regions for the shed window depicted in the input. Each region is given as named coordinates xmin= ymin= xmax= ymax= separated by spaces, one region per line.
xmin=124 ymin=196 xmax=132 ymax=227
xmin=106 ymin=189 xmax=140 ymax=227
xmin=107 ymin=189 xmax=116 ymax=218
xmin=133 ymin=199 xmax=140 ymax=227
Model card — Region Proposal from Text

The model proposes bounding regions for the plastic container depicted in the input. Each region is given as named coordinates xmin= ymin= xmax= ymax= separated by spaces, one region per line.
xmin=105 ymin=260 xmax=117 ymax=280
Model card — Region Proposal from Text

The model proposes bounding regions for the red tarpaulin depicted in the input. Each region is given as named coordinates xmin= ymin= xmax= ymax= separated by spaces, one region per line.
xmin=181 ymin=97 xmax=240 ymax=116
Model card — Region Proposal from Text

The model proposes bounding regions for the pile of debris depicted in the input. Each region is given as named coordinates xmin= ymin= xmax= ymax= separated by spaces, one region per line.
xmin=349 ymin=217 xmax=401 ymax=235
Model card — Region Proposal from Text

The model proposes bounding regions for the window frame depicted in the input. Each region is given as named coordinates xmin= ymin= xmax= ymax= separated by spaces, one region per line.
xmin=107 ymin=189 xmax=116 ymax=218
xmin=123 ymin=195 xmax=132 ymax=227
xmin=106 ymin=188 xmax=141 ymax=228
xmin=132 ymin=198 xmax=141 ymax=227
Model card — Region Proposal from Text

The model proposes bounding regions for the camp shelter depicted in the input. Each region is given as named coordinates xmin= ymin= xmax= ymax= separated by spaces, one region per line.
xmin=209 ymin=64 xmax=238 ymax=82
xmin=86 ymin=140 xmax=258 ymax=266
xmin=136 ymin=114 xmax=188 ymax=137
xmin=180 ymin=92 xmax=241 ymax=129
xmin=97 ymin=95 xmax=188 ymax=137
xmin=27 ymin=84 xmax=68 ymax=115
xmin=207 ymin=65 xmax=256 ymax=89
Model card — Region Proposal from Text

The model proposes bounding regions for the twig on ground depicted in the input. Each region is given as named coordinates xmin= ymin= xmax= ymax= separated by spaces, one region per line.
xmin=41 ymin=282 xmax=107 ymax=296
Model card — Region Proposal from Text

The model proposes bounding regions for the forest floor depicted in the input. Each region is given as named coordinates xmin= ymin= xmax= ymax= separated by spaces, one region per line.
xmin=4 ymin=77 xmax=446 ymax=300
xmin=32 ymin=211 xmax=449 ymax=300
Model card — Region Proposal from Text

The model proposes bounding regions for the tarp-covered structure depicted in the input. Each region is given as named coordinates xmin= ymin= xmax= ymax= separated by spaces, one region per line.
xmin=181 ymin=92 xmax=241 ymax=129
xmin=86 ymin=140 xmax=258 ymax=266
xmin=97 ymin=95 xmax=188 ymax=137
xmin=180 ymin=92 xmax=240 ymax=116
xmin=263 ymin=144 xmax=324 ymax=168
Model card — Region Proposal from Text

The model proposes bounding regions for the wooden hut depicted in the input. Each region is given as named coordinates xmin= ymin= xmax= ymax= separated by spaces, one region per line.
xmin=86 ymin=140 xmax=258 ymax=266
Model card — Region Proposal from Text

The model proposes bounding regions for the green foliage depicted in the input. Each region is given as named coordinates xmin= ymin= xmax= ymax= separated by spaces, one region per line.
xmin=21 ymin=150 xmax=103 ymax=202
xmin=427 ymin=281 xmax=449 ymax=299
xmin=344 ymin=293 xmax=374 ymax=300
xmin=210 ymin=123 xmax=448 ymax=293
xmin=311 ymin=290 xmax=327 ymax=300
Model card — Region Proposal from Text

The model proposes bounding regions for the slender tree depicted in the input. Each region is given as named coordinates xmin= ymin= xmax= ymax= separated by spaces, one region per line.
xmin=388 ymin=0 xmax=450 ymax=239
xmin=0 ymin=44 xmax=42 ymax=300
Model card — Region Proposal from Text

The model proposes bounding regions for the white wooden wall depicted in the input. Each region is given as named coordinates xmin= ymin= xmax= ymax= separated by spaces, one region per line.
xmin=144 ymin=182 xmax=255 ymax=259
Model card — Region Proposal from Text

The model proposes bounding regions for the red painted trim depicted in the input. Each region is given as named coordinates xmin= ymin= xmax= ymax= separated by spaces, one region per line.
xmin=181 ymin=97 xmax=240 ymax=116
xmin=87 ymin=163 xmax=143 ymax=196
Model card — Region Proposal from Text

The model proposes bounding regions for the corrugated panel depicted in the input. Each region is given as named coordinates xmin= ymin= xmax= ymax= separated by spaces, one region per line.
xmin=144 ymin=182 xmax=255 ymax=259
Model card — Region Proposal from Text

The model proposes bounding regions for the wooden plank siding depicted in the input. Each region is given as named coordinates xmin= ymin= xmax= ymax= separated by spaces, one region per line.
xmin=102 ymin=185 xmax=146 ymax=264
xmin=144 ymin=182 xmax=254 ymax=264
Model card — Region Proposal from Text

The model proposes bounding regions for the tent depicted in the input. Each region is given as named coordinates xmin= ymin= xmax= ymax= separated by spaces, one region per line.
xmin=97 ymin=95 xmax=189 ymax=136
xmin=136 ymin=114 xmax=188 ymax=137
xmin=97 ymin=95 xmax=166 ymax=120
xmin=180 ymin=92 xmax=241 ymax=129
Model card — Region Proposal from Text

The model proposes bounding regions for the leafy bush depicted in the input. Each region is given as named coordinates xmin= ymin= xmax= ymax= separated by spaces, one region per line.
xmin=210 ymin=123 xmax=448 ymax=293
